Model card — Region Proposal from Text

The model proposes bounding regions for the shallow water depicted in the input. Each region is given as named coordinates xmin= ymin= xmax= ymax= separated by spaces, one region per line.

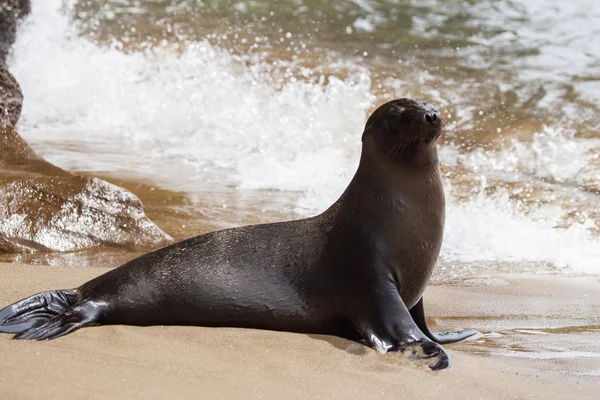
xmin=6 ymin=0 xmax=600 ymax=274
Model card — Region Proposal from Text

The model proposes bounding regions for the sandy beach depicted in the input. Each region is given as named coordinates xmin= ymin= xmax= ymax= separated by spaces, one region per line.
xmin=1 ymin=1 xmax=600 ymax=399
xmin=1 ymin=262 xmax=598 ymax=399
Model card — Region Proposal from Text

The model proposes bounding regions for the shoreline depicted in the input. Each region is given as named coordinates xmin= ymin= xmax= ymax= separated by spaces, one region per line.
xmin=1 ymin=262 xmax=598 ymax=399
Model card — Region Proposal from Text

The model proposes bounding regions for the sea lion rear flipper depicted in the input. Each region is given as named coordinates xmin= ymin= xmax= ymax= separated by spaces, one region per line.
xmin=409 ymin=297 xmax=478 ymax=344
xmin=0 ymin=290 xmax=98 ymax=340
xmin=13 ymin=308 xmax=91 ymax=340
xmin=0 ymin=290 xmax=76 ymax=334
xmin=360 ymin=280 xmax=451 ymax=370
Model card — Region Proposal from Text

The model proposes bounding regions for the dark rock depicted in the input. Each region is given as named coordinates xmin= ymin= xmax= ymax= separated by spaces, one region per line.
xmin=0 ymin=0 xmax=30 ymax=63
xmin=0 ymin=61 xmax=21 ymax=126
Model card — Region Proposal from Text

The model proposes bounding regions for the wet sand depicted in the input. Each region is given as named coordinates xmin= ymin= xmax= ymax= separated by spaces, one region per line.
xmin=0 ymin=262 xmax=598 ymax=399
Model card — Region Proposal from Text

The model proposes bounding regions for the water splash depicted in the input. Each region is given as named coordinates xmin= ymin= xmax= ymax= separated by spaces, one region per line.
xmin=442 ymin=194 xmax=600 ymax=273
xmin=9 ymin=0 xmax=600 ymax=274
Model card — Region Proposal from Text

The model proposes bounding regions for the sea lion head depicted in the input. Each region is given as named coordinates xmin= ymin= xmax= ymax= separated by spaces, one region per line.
xmin=361 ymin=98 xmax=443 ymax=161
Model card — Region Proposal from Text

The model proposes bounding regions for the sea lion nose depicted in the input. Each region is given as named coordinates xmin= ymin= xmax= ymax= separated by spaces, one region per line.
xmin=424 ymin=112 xmax=438 ymax=124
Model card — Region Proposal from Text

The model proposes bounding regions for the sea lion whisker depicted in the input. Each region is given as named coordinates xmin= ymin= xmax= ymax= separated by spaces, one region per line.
xmin=389 ymin=144 xmax=402 ymax=159
xmin=394 ymin=143 xmax=405 ymax=158
xmin=386 ymin=144 xmax=398 ymax=159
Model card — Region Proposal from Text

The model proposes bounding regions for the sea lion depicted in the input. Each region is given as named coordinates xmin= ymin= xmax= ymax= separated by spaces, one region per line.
xmin=0 ymin=98 xmax=476 ymax=370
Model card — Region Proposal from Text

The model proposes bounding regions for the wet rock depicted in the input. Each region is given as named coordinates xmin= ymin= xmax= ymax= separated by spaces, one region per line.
xmin=0 ymin=0 xmax=26 ymax=125
xmin=0 ymin=125 xmax=172 ymax=252
xmin=0 ymin=61 xmax=22 ymax=127
xmin=0 ymin=1 xmax=172 ymax=253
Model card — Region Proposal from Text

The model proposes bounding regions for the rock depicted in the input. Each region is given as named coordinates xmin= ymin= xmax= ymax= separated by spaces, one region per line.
xmin=0 ymin=0 xmax=30 ymax=63
xmin=0 ymin=0 xmax=26 ymax=125
xmin=0 ymin=61 xmax=22 ymax=126
xmin=0 ymin=1 xmax=172 ymax=253
xmin=0 ymin=125 xmax=173 ymax=252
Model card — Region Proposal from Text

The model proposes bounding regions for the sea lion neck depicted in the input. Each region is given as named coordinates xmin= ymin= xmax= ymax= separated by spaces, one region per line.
xmin=323 ymin=139 xmax=443 ymax=221
xmin=360 ymin=137 xmax=440 ymax=171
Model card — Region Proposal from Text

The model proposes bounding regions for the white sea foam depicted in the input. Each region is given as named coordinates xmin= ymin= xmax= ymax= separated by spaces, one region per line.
xmin=442 ymin=193 xmax=600 ymax=273
xmin=9 ymin=0 xmax=600 ymax=274
xmin=12 ymin=1 xmax=372 ymax=189
xmin=450 ymin=126 xmax=600 ymax=185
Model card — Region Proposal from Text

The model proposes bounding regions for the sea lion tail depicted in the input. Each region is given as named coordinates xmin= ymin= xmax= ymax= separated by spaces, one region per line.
xmin=0 ymin=289 xmax=86 ymax=339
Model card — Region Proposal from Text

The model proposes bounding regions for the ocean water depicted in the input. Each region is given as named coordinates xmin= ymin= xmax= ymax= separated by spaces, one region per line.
xmin=9 ymin=0 xmax=600 ymax=274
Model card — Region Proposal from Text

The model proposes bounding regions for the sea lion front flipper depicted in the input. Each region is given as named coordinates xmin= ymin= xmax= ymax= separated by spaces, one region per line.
xmin=360 ymin=280 xmax=451 ymax=370
xmin=409 ymin=297 xmax=478 ymax=344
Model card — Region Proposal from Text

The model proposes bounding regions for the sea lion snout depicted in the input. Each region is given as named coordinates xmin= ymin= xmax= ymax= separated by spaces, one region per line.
xmin=417 ymin=102 xmax=441 ymax=125
xmin=424 ymin=111 xmax=438 ymax=124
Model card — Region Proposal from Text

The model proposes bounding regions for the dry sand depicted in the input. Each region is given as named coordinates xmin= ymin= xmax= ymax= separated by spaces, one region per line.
xmin=0 ymin=262 xmax=599 ymax=399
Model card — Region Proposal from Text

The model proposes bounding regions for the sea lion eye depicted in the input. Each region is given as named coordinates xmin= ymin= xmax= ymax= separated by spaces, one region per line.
xmin=385 ymin=109 xmax=404 ymax=132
